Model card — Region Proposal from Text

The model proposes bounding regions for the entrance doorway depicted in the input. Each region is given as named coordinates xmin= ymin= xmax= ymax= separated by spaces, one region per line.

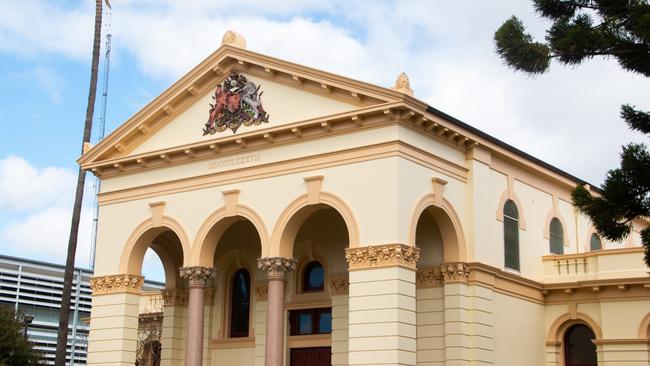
xmin=290 ymin=347 xmax=331 ymax=366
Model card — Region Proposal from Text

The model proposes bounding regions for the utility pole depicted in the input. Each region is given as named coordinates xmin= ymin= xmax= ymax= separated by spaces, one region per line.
xmin=55 ymin=1 xmax=105 ymax=364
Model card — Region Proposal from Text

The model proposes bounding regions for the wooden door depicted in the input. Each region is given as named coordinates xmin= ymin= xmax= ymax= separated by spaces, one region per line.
xmin=290 ymin=347 xmax=331 ymax=366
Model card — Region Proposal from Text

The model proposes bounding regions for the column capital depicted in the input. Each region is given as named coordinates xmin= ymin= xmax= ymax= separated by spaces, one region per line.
xmin=161 ymin=288 xmax=189 ymax=306
xmin=440 ymin=262 xmax=471 ymax=282
xmin=345 ymin=243 xmax=420 ymax=270
xmin=179 ymin=266 xmax=217 ymax=287
xmin=90 ymin=274 xmax=144 ymax=295
xmin=257 ymin=257 xmax=296 ymax=275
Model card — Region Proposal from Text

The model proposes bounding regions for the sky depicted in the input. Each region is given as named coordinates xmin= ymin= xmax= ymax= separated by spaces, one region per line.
xmin=0 ymin=1 xmax=647 ymax=282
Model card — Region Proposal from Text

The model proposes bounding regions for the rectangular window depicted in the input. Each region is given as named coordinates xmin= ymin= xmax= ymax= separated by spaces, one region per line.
xmin=289 ymin=308 xmax=332 ymax=336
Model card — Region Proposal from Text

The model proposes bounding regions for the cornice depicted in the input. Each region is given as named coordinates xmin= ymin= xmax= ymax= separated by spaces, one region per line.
xmin=96 ymin=140 xmax=468 ymax=206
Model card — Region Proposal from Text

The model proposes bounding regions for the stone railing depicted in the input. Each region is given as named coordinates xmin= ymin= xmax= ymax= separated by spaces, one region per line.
xmin=542 ymin=247 xmax=648 ymax=283
xmin=139 ymin=290 xmax=164 ymax=314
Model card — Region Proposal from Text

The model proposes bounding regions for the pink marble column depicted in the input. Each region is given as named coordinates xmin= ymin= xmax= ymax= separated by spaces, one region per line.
xmin=179 ymin=266 xmax=217 ymax=366
xmin=257 ymin=257 xmax=296 ymax=366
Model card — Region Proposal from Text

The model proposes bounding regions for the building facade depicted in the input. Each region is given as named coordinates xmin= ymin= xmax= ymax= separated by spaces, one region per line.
xmin=0 ymin=255 xmax=92 ymax=365
xmin=0 ymin=255 xmax=163 ymax=365
xmin=82 ymin=32 xmax=650 ymax=366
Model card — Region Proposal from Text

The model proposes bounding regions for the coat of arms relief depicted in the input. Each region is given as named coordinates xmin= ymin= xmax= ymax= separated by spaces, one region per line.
xmin=203 ymin=72 xmax=269 ymax=135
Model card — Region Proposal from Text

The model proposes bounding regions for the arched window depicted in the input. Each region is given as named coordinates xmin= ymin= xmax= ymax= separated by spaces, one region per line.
xmin=589 ymin=234 xmax=602 ymax=251
xmin=564 ymin=324 xmax=597 ymax=366
xmin=230 ymin=269 xmax=250 ymax=338
xmin=303 ymin=261 xmax=324 ymax=292
xmin=549 ymin=218 xmax=564 ymax=255
xmin=503 ymin=200 xmax=520 ymax=271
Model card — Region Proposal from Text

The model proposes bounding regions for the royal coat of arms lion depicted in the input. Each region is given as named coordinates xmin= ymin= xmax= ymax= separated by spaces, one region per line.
xmin=203 ymin=72 xmax=269 ymax=135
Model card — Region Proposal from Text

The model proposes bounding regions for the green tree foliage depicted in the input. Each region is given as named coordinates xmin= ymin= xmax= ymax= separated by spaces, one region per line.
xmin=0 ymin=306 xmax=42 ymax=365
xmin=494 ymin=1 xmax=650 ymax=265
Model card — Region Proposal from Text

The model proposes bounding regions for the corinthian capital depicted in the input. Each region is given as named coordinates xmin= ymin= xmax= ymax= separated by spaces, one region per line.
xmin=179 ymin=266 xmax=217 ymax=287
xmin=257 ymin=257 xmax=296 ymax=274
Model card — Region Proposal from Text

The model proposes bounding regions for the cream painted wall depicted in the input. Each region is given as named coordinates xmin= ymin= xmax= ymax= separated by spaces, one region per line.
xmin=129 ymin=73 xmax=358 ymax=156
xmin=493 ymin=293 xmax=545 ymax=365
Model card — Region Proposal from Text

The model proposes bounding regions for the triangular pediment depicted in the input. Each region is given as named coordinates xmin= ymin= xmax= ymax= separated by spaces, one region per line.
xmin=79 ymin=44 xmax=412 ymax=167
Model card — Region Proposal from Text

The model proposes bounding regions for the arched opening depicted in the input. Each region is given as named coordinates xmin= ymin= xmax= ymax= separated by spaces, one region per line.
xmin=124 ymin=224 xmax=187 ymax=366
xmin=564 ymin=324 xmax=597 ymax=366
xmin=210 ymin=218 xmax=262 ymax=341
xmin=413 ymin=206 xmax=451 ymax=366
xmin=285 ymin=205 xmax=350 ymax=365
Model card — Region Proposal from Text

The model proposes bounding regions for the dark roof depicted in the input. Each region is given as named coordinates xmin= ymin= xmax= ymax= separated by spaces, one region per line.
xmin=425 ymin=105 xmax=603 ymax=194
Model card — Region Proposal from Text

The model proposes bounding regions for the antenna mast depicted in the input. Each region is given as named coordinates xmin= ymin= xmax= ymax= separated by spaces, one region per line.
xmin=89 ymin=3 xmax=112 ymax=270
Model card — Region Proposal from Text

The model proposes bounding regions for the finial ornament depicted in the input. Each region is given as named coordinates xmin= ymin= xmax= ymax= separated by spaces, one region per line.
xmin=221 ymin=30 xmax=247 ymax=49
xmin=393 ymin=72 xmax=414 ymax=96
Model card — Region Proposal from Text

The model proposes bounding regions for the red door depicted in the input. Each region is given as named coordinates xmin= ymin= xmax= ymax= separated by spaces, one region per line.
xmin=290 ymin=347 xmax=331 ymax=366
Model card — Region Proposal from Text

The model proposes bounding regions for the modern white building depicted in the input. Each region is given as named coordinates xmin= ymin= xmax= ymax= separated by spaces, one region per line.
xmin=0 ymin=254 xmax=163 ymax=365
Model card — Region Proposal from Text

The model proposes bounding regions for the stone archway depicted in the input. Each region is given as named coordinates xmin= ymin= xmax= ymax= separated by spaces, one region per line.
xmin=408 ymin=195 xmax=466 ymax=263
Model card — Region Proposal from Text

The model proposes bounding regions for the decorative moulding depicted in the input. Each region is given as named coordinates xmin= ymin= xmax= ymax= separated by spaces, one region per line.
xmin=161 ymin=288 xmax=189 ymax=306
xmin=392 ymin=72 xmax=414 ymax=96
xmin=149 ymin=201 xmax=166 ymax=227
xmin=440 ymin=262 xmax=471 ymax=282
xmin=90 ymin=274 xmax=145 ymax=295
xmin=257 ymin=257 xmax=297 ymax=274
xmin=329 ymin=273 xmax=349 ymax=295
xmin=431 ymin=177 xmax=447 ymax=206
xmin=221 ymin=30 xmax=247 ymax=49
xmin=255 ymin=283 xmax=268 ymax=301
xmin=179 ymin=266 xmax=217 ymax=287
xmin=345 ymin=243 xmax=421 ymax=270
xmin=303 ymin=175 xmax=324 ymax=204
xmin=416 ymin=266 xmax=443 ymax=288
xmin=222 ymin=189 xmax=240 ymax=217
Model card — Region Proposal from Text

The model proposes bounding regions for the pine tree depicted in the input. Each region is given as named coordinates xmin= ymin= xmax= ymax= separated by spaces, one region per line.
xmin=494 ymin=0 xmax=650 ymax=265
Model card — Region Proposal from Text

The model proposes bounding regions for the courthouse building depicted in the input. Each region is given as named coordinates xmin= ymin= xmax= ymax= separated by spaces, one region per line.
xmin=82 ymin=32 xmax=649 ymax=366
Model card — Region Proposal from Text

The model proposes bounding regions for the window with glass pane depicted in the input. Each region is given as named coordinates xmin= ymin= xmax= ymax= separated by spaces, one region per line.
xmin=289 ymin=308 xmax=332 ymax=336
xmin=503 ymin=200 xmax=520 ymax=271
xmin=230 ymin=269 xmax=250 ymax=338
xmin=564 ymin=324 xmax=597 ymax=366
xmin=589 ymin=234 xmax=602 ymax=251
xmin=303 ymin=261 xmax=324 ymax=292
xmin=549 ymin=218 xmax=564 ymax=254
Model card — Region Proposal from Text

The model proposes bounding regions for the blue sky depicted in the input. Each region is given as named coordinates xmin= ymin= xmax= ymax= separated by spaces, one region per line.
xmin=0 ymin=0 xmax=647 ymax=282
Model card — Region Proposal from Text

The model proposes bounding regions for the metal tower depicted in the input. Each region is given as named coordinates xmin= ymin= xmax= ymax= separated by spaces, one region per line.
xmin=89 ymin=3 xmax=112 ymax=271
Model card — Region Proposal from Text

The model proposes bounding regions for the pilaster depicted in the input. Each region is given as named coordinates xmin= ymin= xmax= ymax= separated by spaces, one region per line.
xmin=442 ymin=263 xmax=494 ymax=366
xmin=160 ymin=288 xmax=188 ymax=365
xmin=87 ymin=274 xmax=144 ymax=365
xmin=346 ymin=244 xmax=420 ymax=366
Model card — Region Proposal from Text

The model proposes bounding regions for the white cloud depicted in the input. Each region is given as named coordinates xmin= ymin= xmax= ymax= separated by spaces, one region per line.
xmin=1 ymin=1 xmax=647 ymax=187
xmin=0 ymin=155 xmax=76 ymax=213
xmin=0 ymin=156 xmax=94 ymax=268
xmin=0 ymin=1 xmax=93 ymax=59
xmin=1 ymin=205 xmax=93 ymax=267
